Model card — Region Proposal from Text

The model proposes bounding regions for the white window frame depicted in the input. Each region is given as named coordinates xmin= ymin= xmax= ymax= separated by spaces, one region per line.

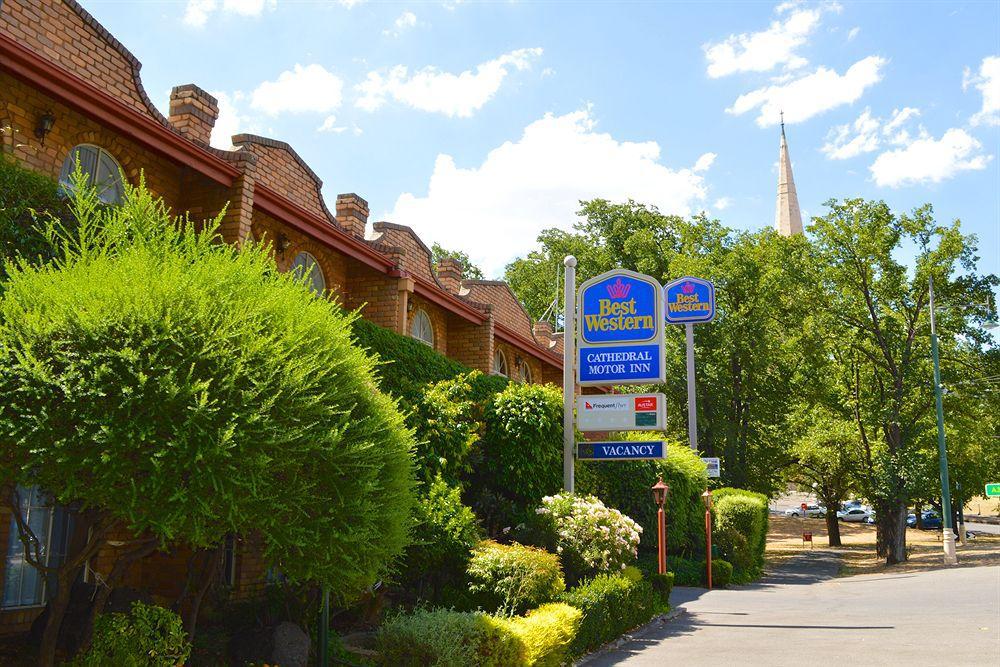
xmin=290 ymin=251 xmax=326 ymax=296
xmin=2 ymin=487 xmax=71 ymax=610
xmin=493 ymin=349 xmax=509 ymax=377
xmin=58 ymin=144 xmax=125 ymax=205
xmin=518 ymin=360 xmax=533 ymax=384
xmin=410 ymin=309 xmax=434 ymax=347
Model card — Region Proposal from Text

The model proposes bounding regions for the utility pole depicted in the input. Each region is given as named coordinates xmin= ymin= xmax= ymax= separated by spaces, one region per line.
xmin=929 ymin=276 xmax=958 ymax=565
xmin=562 ymin=256 xmax=577 ymax=492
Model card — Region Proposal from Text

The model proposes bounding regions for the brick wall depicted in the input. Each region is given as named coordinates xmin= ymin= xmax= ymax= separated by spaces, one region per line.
xmin=371 ymin=222 xmax=436 ymax=284
xmin=253 ymin=211 xmax=349 ymax=300
xmin=233 ymin=135 xmax=331 ymax=222
xmin=448 ymin=311 xmax=494 ymax=373
xmin=464 ymin=282 xmax=536 ymax=341
xmin=345 ymin=265 xmax=403 ymax=331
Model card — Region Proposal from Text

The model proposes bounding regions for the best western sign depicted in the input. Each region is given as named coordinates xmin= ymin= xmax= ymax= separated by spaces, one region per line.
xmin=577 ymin=394 xmax=665 ymax=432
xmin=577 ymin=270 xmax=665 ymax=385
xmin=664 ymin=276 xmax=716 ymax=324
xmin=578 ymin=440 xmax=666 ymax=461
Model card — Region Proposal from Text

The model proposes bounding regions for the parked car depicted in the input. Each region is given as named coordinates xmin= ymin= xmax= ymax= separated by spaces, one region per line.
xmin=907 ymin=511 xmax=942 ymax=529
xmin=842 ymin=499 xmax=864 ymax=510
xmin=837 ymin=507 xmax=872 ymax=522
xmin=785 ymin=503 xmax=826 ymax=518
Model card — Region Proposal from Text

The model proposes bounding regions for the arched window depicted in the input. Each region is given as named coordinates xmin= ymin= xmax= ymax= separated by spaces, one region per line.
xmin=58 ymin=144 xmax=125 ymax=204
xmin=290 ymin=251 xmax=326 ymax=295
xmin=493 ymin=349 xmax=509 ymax=377
xmin=518 ymin=360 xmax=533 ymax=384
xmin=410 ymin=309 xmax=434 ymax=346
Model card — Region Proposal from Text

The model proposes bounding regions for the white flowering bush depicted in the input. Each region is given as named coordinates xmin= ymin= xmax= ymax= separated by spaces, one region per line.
xmin=534 ymin=493 xmax=642 ymax=582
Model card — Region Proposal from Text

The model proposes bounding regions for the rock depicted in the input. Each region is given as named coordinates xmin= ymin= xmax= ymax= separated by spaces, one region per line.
xmin=270 ymin=621 xmax=310 ymax=667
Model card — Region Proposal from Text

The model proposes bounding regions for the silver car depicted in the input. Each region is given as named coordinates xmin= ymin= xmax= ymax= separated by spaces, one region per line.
xmin=785 ymin=503 xmax=826 ymax=518
xmin=837 ymin=507 xmax=871 ymax=523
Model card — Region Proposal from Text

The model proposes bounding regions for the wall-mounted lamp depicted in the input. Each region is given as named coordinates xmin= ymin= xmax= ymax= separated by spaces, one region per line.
xmin=34 ymin=111 xmax=55 ymax=146
xmin=276 ymin=232 xmax=291 ymax=257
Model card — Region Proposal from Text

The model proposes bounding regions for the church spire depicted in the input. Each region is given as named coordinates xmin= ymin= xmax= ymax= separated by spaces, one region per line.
xmin=775 ymin=112 xmax=803 ymax=236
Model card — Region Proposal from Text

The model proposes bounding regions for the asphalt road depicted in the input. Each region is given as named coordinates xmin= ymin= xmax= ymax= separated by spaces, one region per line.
xmin=585 ymin=551 xmax=1000 ymax=666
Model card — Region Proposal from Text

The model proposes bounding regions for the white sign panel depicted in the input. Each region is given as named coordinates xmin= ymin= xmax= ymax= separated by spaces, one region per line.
xmin=702 ymin=457 xmax=721 ymax=478
xmin=577 ymin=394 xmax=666 ymax=432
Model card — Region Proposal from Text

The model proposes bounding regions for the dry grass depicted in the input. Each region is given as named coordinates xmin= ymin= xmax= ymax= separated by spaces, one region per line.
xmin=765 ymin=514 xmax=1000 ymax=577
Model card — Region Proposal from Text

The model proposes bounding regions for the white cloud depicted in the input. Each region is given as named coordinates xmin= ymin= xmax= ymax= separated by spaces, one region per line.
xmin=387 ymin=108 xmax=710 ymax=276
xmin=870 ymin=128 xmax=991 ymax=187
xmin=964 ymin=56 xmax=1000 ymax=126
xmin=704 ymin=3 xmax=837 ymax=78
xmin=713 ymin=197 xmax=732 ymax=210
xmin=847 ymin=26 xmax=860 ymax=41
xmin=727 ymin=56 xmax=886 ymax=126
xmin=337 ymin=0 xmax=366 ymax=7
xmin=317 ymin=115 xmax=348 ymax=133
xmin=384 ymin=11 xmax=417 ymax=37
xmin=693 ymin=152 xmax=717 ymax=172
xmin=183 ymin=0 xmax=275 ymax=27
xmin=210 ymin=91 xmax=256 ymax=149
xmin=250 ymin=64 xmax=344 ymax=115
xmin=821 ymin=106 xmax=920 ymax=160
xmin=356 ymin=48 xmax=542 ymax=118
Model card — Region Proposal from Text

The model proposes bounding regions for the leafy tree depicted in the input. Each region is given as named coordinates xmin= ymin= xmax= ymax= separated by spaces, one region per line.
xmin=0 ymin=178 xmax=416 ymax=663
xmin=432 ymin=242 xmax=485 ymax=280
xmin=789 ymin=410 xmax=859 ymax=546
xmin=810 ymin=198 xmax=996 ymax=563
xmin=0 ymin=155 xmax=72 ymax=280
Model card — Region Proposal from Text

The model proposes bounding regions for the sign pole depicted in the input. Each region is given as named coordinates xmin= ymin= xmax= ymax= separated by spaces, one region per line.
xmin=563 ymin=255 xmax=577 ymax=493
xmin=685 ymin=322 xmax=698 ymax=452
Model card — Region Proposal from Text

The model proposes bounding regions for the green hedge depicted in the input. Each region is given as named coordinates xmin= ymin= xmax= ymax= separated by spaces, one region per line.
xmin=350 ymin=318 xmax=467 ymax=401
xmin=73 ymin=602 xmax=191 ymax=666
xmin=558 ymin=573 xmax=657 ymax=656
xmin=577 ymin=440 xmax=709 ymax=557
xmin=468 ymin=541 xmax=565 ymax=616
xmin=665 ymin=555 xmax=733 ymax=588
xmin=0 ymin=155 xmax=71 ymax=281
xmin=649 ymin=572 xmax=673 ymax=604
xmin=712 ymin=487 xmax=769 ymax=583
xmin=378 ymin=603 xmax=581 ymax=667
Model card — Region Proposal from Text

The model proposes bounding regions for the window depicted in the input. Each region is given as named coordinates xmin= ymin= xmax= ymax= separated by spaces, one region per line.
xmin=3 ymin=487 xmax=73 ymax=609
xmin=290 ymin=251 xmax=326 ymax=296
xmin=518 ymin=360 xmax=533 ymax=384
xmin=58 ymin=144 xmax=125 ymax=205
xmin=493 ymin=349 xmax=508 ymax=377
xmin=410 ymin=309 xmax=434 ymax=347
xmin=222 ymin=534 xmax=237 ymax=587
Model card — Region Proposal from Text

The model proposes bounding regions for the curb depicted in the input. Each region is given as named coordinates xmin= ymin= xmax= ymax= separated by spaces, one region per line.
xmin=574 ymin=607 xmax=686 ymax=666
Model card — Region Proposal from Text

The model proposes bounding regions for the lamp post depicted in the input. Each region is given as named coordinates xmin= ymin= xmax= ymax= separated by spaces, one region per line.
xmin=929 ymin=276 xmax=958 ymax=565
xmin=651 ymin=477 xmax=669 ymax=575
xmin=702 ymin=490 xmax=713 ymax=589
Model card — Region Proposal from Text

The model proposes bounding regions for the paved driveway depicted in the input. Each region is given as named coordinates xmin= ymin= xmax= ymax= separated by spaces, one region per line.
xmin=585 ymin=551 xmax=1000 ymax=666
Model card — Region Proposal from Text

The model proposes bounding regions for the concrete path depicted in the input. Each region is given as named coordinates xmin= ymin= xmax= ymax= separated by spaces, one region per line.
xmin=586 ymin=551 xmax=1000 ymax=666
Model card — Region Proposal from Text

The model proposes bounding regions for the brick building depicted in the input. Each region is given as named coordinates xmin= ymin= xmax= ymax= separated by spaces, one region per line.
xmin=0 ymin=0 xmax=564 ymax=633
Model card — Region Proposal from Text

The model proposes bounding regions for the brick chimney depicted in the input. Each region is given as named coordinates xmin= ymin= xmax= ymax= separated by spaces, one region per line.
xmin=437 ymin=257 xmax=464 ymax=294
xmin=168 ymin=84 xmax=219 ymax=146
xmin=336 ymin=193 xmax=369 ymax=238
xmin=533 ymin=320 xmax=553 ymax=341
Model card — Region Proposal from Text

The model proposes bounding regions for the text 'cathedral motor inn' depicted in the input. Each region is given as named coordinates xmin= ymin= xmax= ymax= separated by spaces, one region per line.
xmin=582 ymin=348 xmax=656 ymax=376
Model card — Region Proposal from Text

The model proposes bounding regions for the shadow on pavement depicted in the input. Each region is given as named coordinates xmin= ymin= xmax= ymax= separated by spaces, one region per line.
xmin=745 ymin=550 xmax=841 ymax=589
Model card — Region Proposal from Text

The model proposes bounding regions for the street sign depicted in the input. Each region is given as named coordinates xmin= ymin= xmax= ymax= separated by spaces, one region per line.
xmin=986 ymin=483 xmax=1000 ymax=498
xmin=577 ymin=393 xmax=665 ymax=432
xmin=577 ymin=440 xmax=666 ymax=461
xmin=577 ymin=270 xmax=665 ymax=385
xmin=664 ymin=276 xmax=716 ymax=324
xmin=702 ymin=457 xmax=721 ymax=478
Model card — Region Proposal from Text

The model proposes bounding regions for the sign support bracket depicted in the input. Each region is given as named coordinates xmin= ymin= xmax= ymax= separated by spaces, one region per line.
xmin=686 ymin=322 xmax=698 ymax=452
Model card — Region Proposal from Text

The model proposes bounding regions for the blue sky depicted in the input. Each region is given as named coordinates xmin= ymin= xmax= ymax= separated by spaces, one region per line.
xmin=86 ymin=1 xmax=998 ymax=284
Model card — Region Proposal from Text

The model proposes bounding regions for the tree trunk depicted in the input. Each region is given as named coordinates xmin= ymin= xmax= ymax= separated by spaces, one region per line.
xmin=182 ymin=546 xmax=222 ymax=640
xmin=37 ymin=566 xmax=77 ymax=667
xmin=824 ymin=509 xmax=842 ymax=547
xmin=876 ymin=501 xmax=908 ymax=564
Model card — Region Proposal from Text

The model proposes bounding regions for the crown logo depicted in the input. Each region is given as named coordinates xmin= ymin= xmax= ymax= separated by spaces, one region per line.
xmin=606 ymin=278 xmax=631 ymax=299
xmin=681 ymin=281 xmax=695 ymax=294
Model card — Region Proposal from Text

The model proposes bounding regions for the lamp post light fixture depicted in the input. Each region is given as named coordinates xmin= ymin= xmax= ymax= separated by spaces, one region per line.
xmin=34 ymin=110 xmax=55 ymax=145
xmin=702 ymin=489 xmax=713 ymax=589
xmin=651 ymin=477 xmax=669 ymax=575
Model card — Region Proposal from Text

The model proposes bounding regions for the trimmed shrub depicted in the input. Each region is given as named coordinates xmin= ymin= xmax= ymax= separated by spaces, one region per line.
xmin=577 ymin=441 xmax=708 ymax=558
xmin=475 ymin=383 xmax=564 ymax=528
xmin=712 ymin=488 xmax=769 ymax=583
xmin=377 ymin=608 xmax=524 ymax=667
xmin=399 ymin=477 xmax=481 ymax=603
xmin=468 ymin=541 xmax=565 ymax=616
xmin=649 ymin=572 xmax=674 ymax=604
xmin=502 ymin=603 xmax=582 ymax=667
xmin=409 ymin=376 xmax=479 ymax=485
xmin=666 ymin=556 xmax=733 ymax=588
xmin=559 ymin=573 xmax=656 ymax=656
xmin=0 ymin=154 xmax=72 ymax=280
xmin=73 ymin=602 xmax=190 ymax=666
xmin=351 ymin=317 xmax=467 ymax=401
xmin=533 ymin=492 xmax=642 ymax=583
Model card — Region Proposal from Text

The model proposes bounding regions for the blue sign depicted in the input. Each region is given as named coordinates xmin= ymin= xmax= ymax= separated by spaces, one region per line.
xmin=578 ymin=344 xmax=661 ymax=383
xmin=578 ymin=440 xmax=666 ymax=461
xmin=664 ymin=276 xmax=716 ymax=324
xmin=579 ymin=273 xmax=659 ymax=344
